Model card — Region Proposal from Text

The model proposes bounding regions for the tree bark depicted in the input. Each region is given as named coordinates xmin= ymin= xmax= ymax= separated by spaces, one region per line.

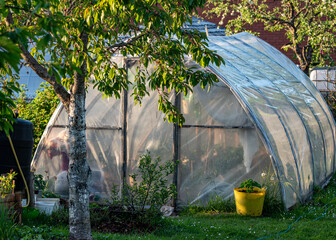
xmin=294 ymin=42 xmax=312 ymax=77
xmin=68 ymin=31 xmax=92 ymax=240
xmin=301 ymin=65 xmax=310 ymax=76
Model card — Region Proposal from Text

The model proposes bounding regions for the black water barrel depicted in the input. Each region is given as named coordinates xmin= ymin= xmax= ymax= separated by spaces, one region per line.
xmin=0 ymin=118 xmax=34 ymax=192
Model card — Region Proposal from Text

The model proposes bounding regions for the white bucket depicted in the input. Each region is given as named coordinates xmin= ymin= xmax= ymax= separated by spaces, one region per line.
xmin=35 ymin=198 xmax=60 ymax=215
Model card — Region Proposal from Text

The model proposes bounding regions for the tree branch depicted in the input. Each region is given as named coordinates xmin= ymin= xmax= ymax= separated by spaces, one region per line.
xmin=106 ymin=31 xmax=149 ymax=52
xmin=5 ymin=9 xmax=70 ymax=112
xmin=93 ymin=31 xmax=150 ymax=61
xmin=5 ymin=4 xmax=43 ymax=18
xmin=19 ymin=46 xmax=71 ymax=112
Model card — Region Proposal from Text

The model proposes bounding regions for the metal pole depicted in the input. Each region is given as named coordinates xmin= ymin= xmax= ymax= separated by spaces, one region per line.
xmin=121 ymin=58 xmax=128 ymax=189
xmin=173 ymin=91 xmax=180 ymax=211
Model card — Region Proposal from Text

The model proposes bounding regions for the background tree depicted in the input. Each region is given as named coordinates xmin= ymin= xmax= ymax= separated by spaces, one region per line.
xmin=206 ymin=0 xmax=336 ymax=75
xmin=1 ymin=0 xmax=224 ymax=239
xmin=15 ymin=83 xmax=59 ymax=152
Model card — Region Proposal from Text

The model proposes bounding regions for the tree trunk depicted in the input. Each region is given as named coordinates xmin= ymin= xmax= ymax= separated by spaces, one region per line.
xmin=68 ymin=31 xmax=92 ymax=240
xmin=301 ymin=64 xmax=310 ymax=76
xmin=299 ymin=44 xmax=313 ymax=77
xmin=6 ymin=7 xmax=92 ymax=239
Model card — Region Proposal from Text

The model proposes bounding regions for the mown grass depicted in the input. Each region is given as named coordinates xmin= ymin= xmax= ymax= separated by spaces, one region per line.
xmin=17 ymin=176 xmax=336 ymax=240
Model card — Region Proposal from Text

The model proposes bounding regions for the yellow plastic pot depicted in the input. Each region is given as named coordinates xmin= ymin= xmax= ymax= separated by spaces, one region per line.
xmin=234 ymin=187 xmax=266 ymax=216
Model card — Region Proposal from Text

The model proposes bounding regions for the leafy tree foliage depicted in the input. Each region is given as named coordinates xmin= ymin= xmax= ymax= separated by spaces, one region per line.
xmin=0 ymin=36 xmax=21 ymax=135
xmin=206 ymin=0 xmax=336 ymax=75
xmin=15 ymin=83 xmax=59 ymax=152
xmin=1 ymin=1 xmax=224 ymax=239
xmin=0 ymin=78 xmax=20 ymax=135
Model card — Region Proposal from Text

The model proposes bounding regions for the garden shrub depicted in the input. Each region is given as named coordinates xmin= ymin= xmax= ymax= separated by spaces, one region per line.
xmin=34 ymin=174 xmax=60 ymax=198
xmin=0 ymin=170 xmax=17 ymax=198
xmin=90 ymin=151 xmax=176 ymax=233
xmin=117 ymin=151 xmax=176 ymax=215
xmin=0 ymin=170 xmax=18 ymax=240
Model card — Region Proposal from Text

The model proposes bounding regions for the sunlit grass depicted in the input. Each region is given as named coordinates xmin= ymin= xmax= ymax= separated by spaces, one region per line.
xmin=18 ymin=175 xmax=336 ymax=240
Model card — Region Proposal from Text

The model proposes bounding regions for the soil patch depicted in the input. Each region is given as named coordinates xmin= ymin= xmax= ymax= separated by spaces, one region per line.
xmin=90 ymin=205 xmax=158 ymax=234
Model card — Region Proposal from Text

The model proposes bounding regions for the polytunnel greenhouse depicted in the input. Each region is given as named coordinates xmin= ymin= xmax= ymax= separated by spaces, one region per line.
xmin=31 ymin=32 xmax=336 ymax=210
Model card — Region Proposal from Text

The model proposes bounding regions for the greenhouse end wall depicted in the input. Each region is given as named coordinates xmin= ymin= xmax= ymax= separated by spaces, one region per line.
xmin=32 ymin=67 xmax=275 ymax=207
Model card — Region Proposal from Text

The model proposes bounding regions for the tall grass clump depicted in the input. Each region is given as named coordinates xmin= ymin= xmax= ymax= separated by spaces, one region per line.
xmin=260 ymin=166 xmax=284 ymax=216
xmin=0 ymin=203 xmax=16 ymax=239
xmin=181 ymin=195 xmax=235 ymax=215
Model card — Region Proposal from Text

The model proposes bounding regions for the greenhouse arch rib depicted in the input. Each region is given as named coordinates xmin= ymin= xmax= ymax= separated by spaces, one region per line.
xmin=216 ymin=38 xmax=315 ymax=192
xmin=209 ymin=52 xmax=304 ymax=204
xmin=227 ymin=36 xmax=327 ymax=184
xmin=240 ymin=34 xmax=336 ymax=176
xmin=235 ymin=35 xmax=336 ymax=180
xmin=205 ymin=33 xmax=336 ymax=207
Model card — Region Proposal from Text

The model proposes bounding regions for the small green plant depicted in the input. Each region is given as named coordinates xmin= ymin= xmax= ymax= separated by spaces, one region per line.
xmin=238 ymin=179 xmax=262 ymax=193
xmin=34 ymin=174 xmax=60 ymax=198
xmin=108 ymin=151 xmax=176 ymax=229
xmin=122 ymin=152 xmax=176 ymax=213
xmin=260 ymin=167 xmax=284 ymax=216
xmin=34 ymin=174 xmax=46 ymax=193
xmin=0 ymin=170 xmax=17 ymax=198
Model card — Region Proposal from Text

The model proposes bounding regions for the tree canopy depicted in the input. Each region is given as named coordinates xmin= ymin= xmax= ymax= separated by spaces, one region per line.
xmin=206 ymin=0 xmax=336 ymax=75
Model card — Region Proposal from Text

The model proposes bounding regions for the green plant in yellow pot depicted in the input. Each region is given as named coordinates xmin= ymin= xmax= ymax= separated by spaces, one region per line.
xmin=234 ymin=179 xmax=266 ymax=216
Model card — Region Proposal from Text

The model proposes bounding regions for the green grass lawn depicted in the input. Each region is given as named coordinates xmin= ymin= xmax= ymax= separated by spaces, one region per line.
xmin=93 ymin=212 xmax=336 ymax=240
xmin=15 ymin=177 xmax=336 ymax=240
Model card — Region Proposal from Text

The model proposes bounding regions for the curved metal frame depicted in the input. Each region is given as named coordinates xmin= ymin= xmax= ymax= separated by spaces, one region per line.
xmin=245 ymin=35 xmax=336 ymax=175
xmin=219 ymin=38 xmax=317 ymax=191
xmin=233 ymin=36 xmax=335 ymax=180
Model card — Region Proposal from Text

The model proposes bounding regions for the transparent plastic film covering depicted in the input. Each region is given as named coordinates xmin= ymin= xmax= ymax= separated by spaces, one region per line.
xmin=210 ymin=35 xmax=326 ymax=186
xmin=210 ymin=60 xmax=299 ymax=208
xmin=208 ymin=33 xmax=336 ymax=208
xmin=31 ymin=32 xmax=336 ymax=210
xmin=236 ymin=32 xmax=336 ymax=178
xmin=32 ymin=80 xmax=124 ymax=198
xmin=126 ymin=61 xmax=174 ymax=184
xmin=178 ymin=81 xmax=273 ymax=205
xmin=211 ymin=37 xmax=313 ymax=200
